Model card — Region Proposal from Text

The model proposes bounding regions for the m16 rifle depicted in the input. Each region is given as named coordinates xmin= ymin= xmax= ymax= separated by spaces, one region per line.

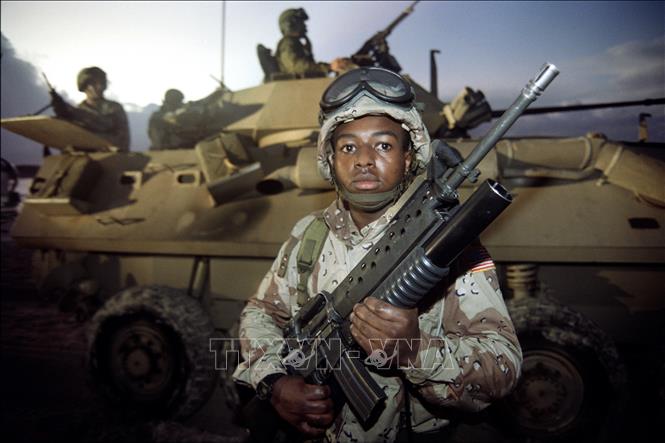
xmin=281 ymin=63 xmax=560 ymax=424
xmin=41 ymin=72 xmax=71 ymax=118
xmin=351 ymin=1 xmax=419 ymax=72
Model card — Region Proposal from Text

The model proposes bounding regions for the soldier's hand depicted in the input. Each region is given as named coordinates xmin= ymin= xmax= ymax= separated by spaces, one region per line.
xmin=49 ymin=90 xmax=70 ymax=118
xmin=350 ymin=297 xmax=421 ymax=367
xmin=330 ymin=57 xmax=357 ymax=74
xmin=270 ymin=375 xmax=335 ymax=437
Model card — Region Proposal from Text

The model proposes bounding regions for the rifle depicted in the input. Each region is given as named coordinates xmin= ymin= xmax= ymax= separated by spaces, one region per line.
xmin=351 ymin=1 xmax=419 ymax=72
xmin=41 ymin=72 xmax=70 ymax=118
xmin=281 ymin=63 xmax=559 ymax=424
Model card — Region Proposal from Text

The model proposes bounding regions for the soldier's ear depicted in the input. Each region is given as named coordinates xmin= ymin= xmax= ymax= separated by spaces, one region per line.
xmin=404 ymin=150 xmax=412 ymax=175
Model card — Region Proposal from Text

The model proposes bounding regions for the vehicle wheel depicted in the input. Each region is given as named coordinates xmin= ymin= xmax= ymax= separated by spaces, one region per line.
xmin=87 ymin=285 xmax=219 ymax=419
xmin=497 ymin=297 xmax=627 ymax=442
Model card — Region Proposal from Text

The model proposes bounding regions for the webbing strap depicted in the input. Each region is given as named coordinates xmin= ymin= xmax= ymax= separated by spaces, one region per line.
xmin=295 ymin=215 xmax=329 ymax=306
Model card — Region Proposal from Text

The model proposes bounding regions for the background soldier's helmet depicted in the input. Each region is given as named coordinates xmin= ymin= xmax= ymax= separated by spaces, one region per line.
xmin=316 ymin=68 xmax=431 ymax=184
xmin=163 ymin=89 xmax=184 ymax=107
xmin=77 ymin=66 xmax=107 ymax=92
xmin=278 ymin=8 xmax=308 ymax=36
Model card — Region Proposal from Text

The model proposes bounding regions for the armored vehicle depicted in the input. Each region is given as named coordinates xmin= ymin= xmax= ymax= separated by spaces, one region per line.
xmin=2 ymin=6 xmax=664 ymax=442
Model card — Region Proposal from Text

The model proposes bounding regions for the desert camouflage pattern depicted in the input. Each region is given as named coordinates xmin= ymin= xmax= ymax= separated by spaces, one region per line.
xmin=71 ymin=98 xmax=130 ymax=151
xmin=275 ymin=36 xmax=330 ymax=76
xmin=233 ymin=197 xmax=522 ymax=441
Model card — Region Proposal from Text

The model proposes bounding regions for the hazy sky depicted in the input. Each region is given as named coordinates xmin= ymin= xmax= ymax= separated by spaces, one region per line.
xmin=1 ymin=1 xmax=664 ymax=165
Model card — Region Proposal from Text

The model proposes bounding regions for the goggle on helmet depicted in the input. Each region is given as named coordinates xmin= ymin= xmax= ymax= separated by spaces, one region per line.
xmin=316 ymin=67 xmax=431 ymax=183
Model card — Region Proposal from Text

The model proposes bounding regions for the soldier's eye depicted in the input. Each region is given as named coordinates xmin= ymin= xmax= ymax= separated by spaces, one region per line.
xmin=340 ymin=144 xmax=356 ymax=154
xmin=377 ymin=142 xmax=392 ymax=152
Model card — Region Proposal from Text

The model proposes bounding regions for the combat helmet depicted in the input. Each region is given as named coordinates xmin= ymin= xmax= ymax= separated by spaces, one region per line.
xmin=317 ymin=67 xmax=431 ymax=211
xmin=279 ymin=8 xmax=308 ymax=36
xmin=163 ymin=89 xmax=184 ymax=107
xmin=77 ymin=66 xmax=107 ymax=92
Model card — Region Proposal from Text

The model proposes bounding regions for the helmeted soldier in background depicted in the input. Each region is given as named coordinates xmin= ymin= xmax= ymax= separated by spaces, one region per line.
xmin=148 ymin=88 xmax=186 ymax=150
xmin=233 ymin=67 xmax=522 ymax=442
xmin=275 ymin=8 xmax=353 ymax=77
xmin=50 ymin=66 xmax=130 ymax=151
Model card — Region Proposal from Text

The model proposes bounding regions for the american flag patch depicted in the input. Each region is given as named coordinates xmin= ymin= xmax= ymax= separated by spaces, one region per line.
xmin=460 ymin=244 xmax=495 ymax=273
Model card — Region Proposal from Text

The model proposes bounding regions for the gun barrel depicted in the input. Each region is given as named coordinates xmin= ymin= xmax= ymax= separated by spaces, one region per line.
xmin=379 ymin=179 xmax=512 ymax=308
xmin=443 ymin=63 xmax=559 ymax=194
xmin=425 ymin=179 xmax=512 ymax=267
xmin=41 ymin=72 xmax=54 ymax=91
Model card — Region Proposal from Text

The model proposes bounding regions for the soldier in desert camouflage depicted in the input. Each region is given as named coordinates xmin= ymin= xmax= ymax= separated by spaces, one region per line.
xmin=50 ymin=66 xmax=129 ymax=151
xmin=275 ymin=8 xmax=353 ymax=77
xmin=148 ymin=88 xmax=186 ymax=150
xmin=233 ymin=67 xmax=522 ymax=442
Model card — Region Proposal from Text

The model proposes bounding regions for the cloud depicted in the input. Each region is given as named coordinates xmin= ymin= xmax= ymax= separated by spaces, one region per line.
xmin=1 ymin=33 xmax=50 ymax=165
xmin=471 ymin=106 xmax=664 ymax=143
xmin=573 ymin=35 xmax=665 ymax=101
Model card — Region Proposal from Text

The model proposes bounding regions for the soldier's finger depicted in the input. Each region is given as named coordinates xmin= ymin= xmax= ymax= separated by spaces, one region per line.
xmin=353 ymin=302 xmax=392 ymax=331
xmin=351 ymin=314 xmax=394 ymax=340
xmin=303 ymin=397 xmax=334 ymax=414
xmin=351 ymin=318 xmax=388 ymax=346
xmin=365 ymin=297 xmax=412 ymax=322
xmin=350 ymin=323 xmax=371 ymax=353
xmin=303 ymin=383 xmax=331 ymax=400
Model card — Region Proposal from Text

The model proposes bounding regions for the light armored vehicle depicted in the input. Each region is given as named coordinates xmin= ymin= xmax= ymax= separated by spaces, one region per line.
xmin=2 ymin=6 xmax=663 ymax=441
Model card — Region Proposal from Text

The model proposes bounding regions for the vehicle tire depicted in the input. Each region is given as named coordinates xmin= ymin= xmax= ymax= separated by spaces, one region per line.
xmin=497 ymin=297 xmax=627 ymax=442
xmin=87 ymin=285 xmax=219 ymax=420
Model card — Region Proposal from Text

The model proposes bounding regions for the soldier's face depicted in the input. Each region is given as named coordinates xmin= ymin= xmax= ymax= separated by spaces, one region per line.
xmin=332 ymin=115 xmax=411 ymax=197
xmin=292 ymin=19 xmax=307 ymax=36
xmin=85 ymin=80 xmax=105 ymax=100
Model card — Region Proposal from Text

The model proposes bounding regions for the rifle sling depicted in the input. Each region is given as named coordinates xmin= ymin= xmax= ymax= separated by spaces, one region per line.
xmin=295 ymin=214 xmax=329 ymax=306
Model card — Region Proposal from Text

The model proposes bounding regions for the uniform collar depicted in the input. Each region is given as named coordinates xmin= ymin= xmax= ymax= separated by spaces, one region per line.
xmin=322 ymin=198 xmax=392 ymax=247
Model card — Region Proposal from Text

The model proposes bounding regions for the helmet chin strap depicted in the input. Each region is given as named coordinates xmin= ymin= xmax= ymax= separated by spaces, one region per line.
xmin=330 ymin=157 xmax=411 ymax=213
xmin=338 ymin=184 xmax=403 ymax=212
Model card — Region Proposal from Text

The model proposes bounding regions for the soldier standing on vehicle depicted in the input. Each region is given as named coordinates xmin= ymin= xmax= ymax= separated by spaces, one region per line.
xmin=148 ymin=88 xmax=186 ymax=150
xmin=49 ymin=66 xmax=130 ymax=151
xmin=276 ymin=8 xmax=353 ymax=76
xmin=233 ymin=67 xmax=523 ymax=442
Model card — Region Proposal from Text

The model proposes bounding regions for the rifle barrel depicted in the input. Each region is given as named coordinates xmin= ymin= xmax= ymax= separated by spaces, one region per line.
xmin=491 ymin=97 xmax=665 ymax=118
xmin=444 ymin=63 xmax=559 ymax=193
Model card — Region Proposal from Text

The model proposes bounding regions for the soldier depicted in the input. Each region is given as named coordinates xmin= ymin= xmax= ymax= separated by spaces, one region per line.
xmin=275 ymin=8 xmax=353 ymax=76
xmin=233 ymin=67 xmax=523 ymax=442
xmin=148 ymin=88 xmax=186 ymax=150
xmin=50 ymin=66 xmax=130 ymax=151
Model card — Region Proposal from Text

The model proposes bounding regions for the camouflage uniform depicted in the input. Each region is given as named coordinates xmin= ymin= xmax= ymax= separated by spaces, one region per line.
xmin=233 ymin=197 xmax=522 ymax=441
xmin=275 ymin=36 xmax=330 ymax=76
xmin=148 ymin=89 xmax=187 ymax=150
xmin=70 ymin=98 xmax=130 ymax=151
xmin=148 ymin=110 xmax=186 ymax=150
xmin=53 ymin=96 xmax=129 ymax=151
xmin=51 ymin=67 xmax=130 ymax=151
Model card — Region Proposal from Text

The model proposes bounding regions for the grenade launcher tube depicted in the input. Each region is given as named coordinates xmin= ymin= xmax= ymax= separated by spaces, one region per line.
xmin=379 ymin=179 xmax=512 ymax=309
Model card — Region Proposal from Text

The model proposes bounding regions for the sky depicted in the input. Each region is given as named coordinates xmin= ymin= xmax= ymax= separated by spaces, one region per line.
xmin=1 ymin=0 xmax=664 ymax=165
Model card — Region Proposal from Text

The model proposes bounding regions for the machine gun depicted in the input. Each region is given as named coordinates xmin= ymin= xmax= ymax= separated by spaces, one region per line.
xmin=40 ymin=72 xmax=71 ymax=118
xmin=281 ymin=63 xmax=559 ymax=424
xmin=351 ymin=1 xmax=419 ymax=72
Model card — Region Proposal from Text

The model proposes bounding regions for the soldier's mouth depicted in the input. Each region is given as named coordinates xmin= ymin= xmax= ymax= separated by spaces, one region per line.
xmin=352 ymin=176 xmax=381 ymax=191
